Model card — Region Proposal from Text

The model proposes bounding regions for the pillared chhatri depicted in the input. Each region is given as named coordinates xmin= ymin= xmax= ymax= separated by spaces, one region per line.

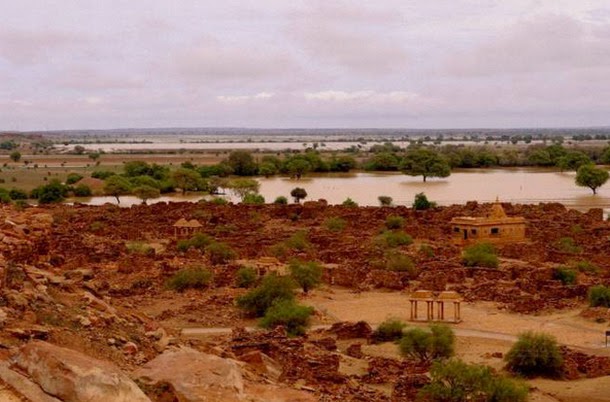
xmin=450 ymin=200 xmax=526 ymax=245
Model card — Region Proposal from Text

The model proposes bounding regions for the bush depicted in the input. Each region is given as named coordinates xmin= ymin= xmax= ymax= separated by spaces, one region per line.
xmin=236 ymin=274 xmax=295 ymax=316
xmin=573 ymin=260 xmax=599 ymax=274
xmin=324 ymin=216 xmax=346 ymax=232
xmin=166 ymin=267 xmax=213 ymax=292
xmin=376 ymin=230 xmax=413 ymax=248
xmin=385 ymin=215 xmax=404 ymax=229
xmin=176 ymin=233 xmax=214 ymax=252
xmin=552 ymin=267 xmax=577 ymax=285
xmin=8 ymin=188 xmax=28 ymax=200
xmin=413 ymin=192 xmax=436 ymax=210
xmin=65 ymin=173 xmax=83 ymax=185
xmin=209 ymin=197 xmax=229 ymax=205
xmin=505 ymin=331 xmax=563 ymax=378
xmin=385 ymin=252 xmax=416 ymax=275
xmin=236 ymin=266 xmax=257 ymax=288
xmin=284 ymin=230 xmax=310 ymax=251
xmin=91 ymin=170 xmax=115 ymax=180
xmin=126 ymin=241 xmax=154 ymax=255
xmin=419 ymin=359 xmax=528 ymax=402
xmin=342 ymin=197 xmax=358 ymax=207
xmin=399 ymin=324 xmax=455 ymax=363
xmin=206 ymin=242 xmax=237 ymax=264
xmin=242 ymin=193 xmax=265 ymax=205
xmin=260 ymin=300 xmax=314 ymax=336
xmin=556 ymin=237 xmax=582 ymax=254
xmin=73 ymin=184 xmax=92 ymax=197
xmin=372 ymin=319 xmax=407 ymax=342
xmin=419 ymin=244 xmax=435 ymax=257
xmin=588 ymin=285 xmax=610 ymax=307
xmin=0 ymin=188 xmax=11 ymax=203
xmin=34 ymin=180 xmax=68 ymax=204
xmin=462 ymin=243 xmax=498 ymax=268
xmin=290 ymin=187 xmax=307 ymax=203
xmin=289 ymin=259 xmax=323 ymax=294
xmin=274 ymin=196 xmax=288 ymax=205
xmin=378 ymin=195 xmax=393 ymax=206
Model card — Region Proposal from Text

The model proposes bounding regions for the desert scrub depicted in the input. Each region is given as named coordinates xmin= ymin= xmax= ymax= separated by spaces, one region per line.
xmin=205 ymin=242 xmax=237 ymax=264
xmin=588 ymin=285 xmax=610 ymax=307
xmin=273 ymin=196 xmax=288 ymax=205
xmin=323 ymin=216 xmax=347 ymax=232
xmin=385 ymin=215 xmax=404 ymax=230
xmin=378 ymin=195 xmax=393 ymax=206
xmin=376 ymin=230 xmax=413 ymax=248
xmin=552 ymin=267 xmax=577 ymax=285
xmin=236 ymin=274 xmax=295 ymax=317
xmin=342 ymin=197 xmax=358 ymax=207
xmin=259 ymin=300 xmax=314 ymax=336
xmin=176 ymin=232 xmax=214 ymax=252
xmin=399 ymin=324 xmax=455 ymax=363
xmin=462 ymin=242 xmax=498 ymax=268
xmin=556 ymin=237 xmax=582 ymax=254
xmin=284 ymin=230 xmax=310 ymax=251
xmin=572 ymin=260 xmax=599 ymax=274
xmin=372 ymin=319 xmax=407 ymax=343
xmin=236 ymin=266 xmax=258 ymax=288
xmin=419 ymin=359 xmax=528 ymax=402
xmin=505 ymin=331 xmax=563 ymax=378
xmin=166 ymin=267 xmax=213 ymax=292
xmin=384 ymin=251 xmax=416 ymax=276
xmin=126 ymin=241 xmax=154 ymax=255
xmin=289 ymin=259 xmax=323 ymax=294
xmin=419 ymin=244 xmax=435 ymax=257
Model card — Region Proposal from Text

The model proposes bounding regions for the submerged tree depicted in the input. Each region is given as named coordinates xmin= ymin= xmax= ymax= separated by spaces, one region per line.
xmin=400 ymin=148 xmax=451 ymax=182
xmin=575 ymin=164 xmax=609 ymax=194
xmin=290 ymin=187 xmax=307 ymax=203
xmin=103 ymin=175 xmax=132 ymax=204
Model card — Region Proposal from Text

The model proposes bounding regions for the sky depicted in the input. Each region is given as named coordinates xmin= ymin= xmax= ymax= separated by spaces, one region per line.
xmin=1 ymin=0 xmax=610 ymax=131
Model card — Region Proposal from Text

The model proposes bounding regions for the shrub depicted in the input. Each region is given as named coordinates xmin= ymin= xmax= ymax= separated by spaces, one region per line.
xmin=556 ymin=237 xmax=582 ymax=254
xmin=126 ymin=241 xmax=154 ymax=255
xmin=209 ymin=197 xmax=229 ymax=205
xmin=385 ymin=215 xmax=404 ymax=229
xmin=236 ymin=266 xmax=257 ymax=288
xmin=462 ymin=242 xmax=499 ymax=268
xmin=284 ymin=230 xmax=310 ymax=251
xmin=342 ymin=197 xmax=358 ymax=207
xmin=289 ymin=259 xmax=323 ymax=294
xmin=0 ymin=188 xmax=11 ymax=203
xmin=8 ymin=188 xmax=28 ymax=200
xmin=505 ymin=332 xmax=563 ymax=378
xmin=376 ymin=231 xmax=413 ymax=248
xmin=35 ymin=180 xmax=68 ymax=204
xmin=73 ymin=184 xmax=92 ymax=197
xmin=419 ymin=359 xmax=528 ymax=402
xmin=176 ymin=233 xmax=214 ymax=252
xmin=588 ymin=285 xmax=610 ymax=307
xmin=236 ymin=274 xmax=295 ymax=316
xmin=385 ymin=252 xmax=416 ymax=275
xmin=65 ymin=173 xmax=83 ymax=185
xmin=573 ymin=260 xmax=599 ymax=274
xmin=206 ymin=242 xmax=237 ymax=264
xmin=399 ymin=324 xmax=455 ymax=363
xmin=378 ymin=195 xmax=393 ymax=206
xmin=242 ymin=193 xmax=265 ymax=205
xmin=166 ymin=267 xmax=213 ymax=292
xmin=274 ymin=196 xmax=288 ymax=205
xmin=324 ymin=216 xmax=346 ymax=232
xmin=552 ymin=267 xmax=577 ymax=285
xmin=372 ymin=319 xmax=407 ymax=342
xmin=419 ymin=244 xmax=435 ymax=257
xmin=413 ymin=192 xmax=436 ymax=210
xmin=260 ymin=300 xmax=314 ymax=336
xmin=91 ymin=170 xmax=115 ymax=180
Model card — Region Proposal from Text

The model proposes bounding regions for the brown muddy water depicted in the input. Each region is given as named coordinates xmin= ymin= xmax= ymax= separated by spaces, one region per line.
xmin=75 ymin=168 xmax=610 ymax=213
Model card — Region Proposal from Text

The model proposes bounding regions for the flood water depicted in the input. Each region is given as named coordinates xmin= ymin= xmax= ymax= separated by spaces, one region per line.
xmin=75 ymin=168 xmax=610 ymax=212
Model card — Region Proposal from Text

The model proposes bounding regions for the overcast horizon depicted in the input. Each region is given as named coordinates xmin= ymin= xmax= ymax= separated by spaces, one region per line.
xmin=2 ymin=1 xmax=610 ymax=131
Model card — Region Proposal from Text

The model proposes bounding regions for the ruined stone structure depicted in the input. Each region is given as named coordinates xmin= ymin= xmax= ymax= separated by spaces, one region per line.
xmin=173 ymin=218 xmax=202 ymax=238
xmin=450 ymin=200 xmax=526 ymax=245
xmin=408 ymin=290 xmax=462 ymax=323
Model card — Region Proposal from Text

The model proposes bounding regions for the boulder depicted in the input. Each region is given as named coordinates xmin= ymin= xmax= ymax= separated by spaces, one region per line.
xmin=134 ymin=347 xmax=244 ymax=402
xmin=13 ymin=341 xmax=150 ymax=402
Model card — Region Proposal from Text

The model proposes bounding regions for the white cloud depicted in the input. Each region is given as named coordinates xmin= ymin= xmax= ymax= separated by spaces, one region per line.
xmin=304 ymin=90 xmax=423 ymax=104
xmin=217 ymin=92 xmax=275 ymax=103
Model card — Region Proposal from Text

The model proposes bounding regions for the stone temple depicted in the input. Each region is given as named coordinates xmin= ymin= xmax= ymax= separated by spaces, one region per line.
xmin=450 ymin=200 xmax=526 ymax=245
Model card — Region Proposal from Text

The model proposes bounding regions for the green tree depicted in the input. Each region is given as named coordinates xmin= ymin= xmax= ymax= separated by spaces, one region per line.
xmin=505 ymin=332 xmax=563 ymax=378
xmin=9 ymin=151 xmax=21 ymax=163
xmin=88 ymin=152 xmax=101 ymax=162
xmin=73 ymin=145 xmax=86 ymax=155
xmin=575 ymin=164 xmax=609 ymax=194
xmin=172 ymin=168 xmax=204 ymax=194
xmin=286 ymin=158 xmax=311 ymax=179
xmin=290 ymin=187 xmax=307 ymax=203
xmin=259 ymin=300 xmax=314 ymax=336
xmin=227 ymin=151 xmax=258 ymax=176
xmin=258 ymin=162 xmax=278 ymax=177
xmin=103 ymin=175 xmax=132 ymax=204
xmin=413 ymin=192 xmax=436 ymax=210
xmin=35 ymin=180 xmax=68 ymax=204
xmin=399 ymin=324 xmax=455 ymax=363
xmin=289 ymin=259 xmax=323 ymax=294
xmin=419 ymin=360 xmax=528 ymax=402
xmin=133 ymin=185 xmax=161 ymax=204
xmin=227 ymin=178 xmax=260 ymax=201
xmin=401 ymin=148 xmax=451 ymax=182
xmin=556 ymin=150 xmax=591 ymax=171
xmin=378 ymin=196 xmax=393 ymax=206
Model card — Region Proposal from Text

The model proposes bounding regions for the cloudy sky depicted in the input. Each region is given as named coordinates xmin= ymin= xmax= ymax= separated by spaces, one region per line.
xmin=1 ymin=0 xmax=610 ymax=130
